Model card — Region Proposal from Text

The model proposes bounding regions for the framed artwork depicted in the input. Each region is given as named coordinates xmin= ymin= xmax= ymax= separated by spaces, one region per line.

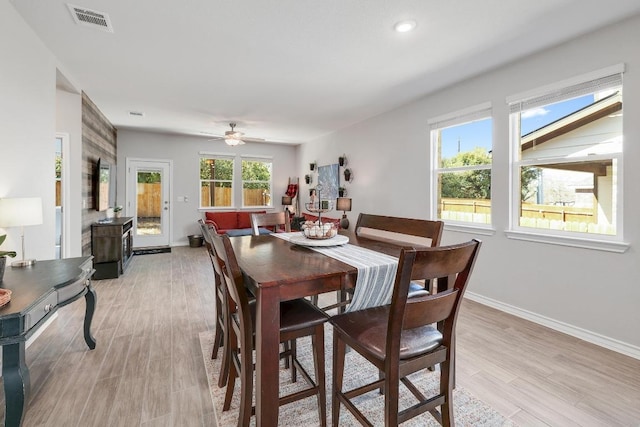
xmin=317 ymin=163 xmax=339 ymax=201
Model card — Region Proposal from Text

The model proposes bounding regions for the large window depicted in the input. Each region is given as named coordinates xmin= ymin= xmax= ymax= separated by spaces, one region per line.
xmin=430 ymin=104 xmax=493 ymax=226
xmin=242 ymin=157 xmax=272 ymax=207
xmin=508 ymin=68 xmax=623 ymax=238
xmin=200 ymin=155 xmax=234 ymax=208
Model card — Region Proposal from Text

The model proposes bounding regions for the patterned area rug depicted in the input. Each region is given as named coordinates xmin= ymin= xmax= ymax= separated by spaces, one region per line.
xmin=199 ymin=327 xmax=515 ymax=426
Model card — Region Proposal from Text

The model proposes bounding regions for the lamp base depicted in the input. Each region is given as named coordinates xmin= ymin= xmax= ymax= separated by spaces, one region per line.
xmin=11 ymin=259 xmax=36 ymax=268
xmin=340 ymin=214 xmax=350 ymax=230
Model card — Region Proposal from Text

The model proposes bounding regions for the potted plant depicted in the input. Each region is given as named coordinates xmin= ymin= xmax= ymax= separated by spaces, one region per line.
xmin=338 ymin=186 xmax=346 ymax=197
xmin=0 ymin=234 xmax=17 ymax=282
xmin=344 ymin=168 xmax=353 ymax=182
xmin=113 ymin=205 xmax=123 ymax=218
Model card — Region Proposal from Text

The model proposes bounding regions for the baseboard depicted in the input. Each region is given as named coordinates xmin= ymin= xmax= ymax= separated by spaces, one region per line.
xmin=464 ymin=291 xmax=640 ymax=361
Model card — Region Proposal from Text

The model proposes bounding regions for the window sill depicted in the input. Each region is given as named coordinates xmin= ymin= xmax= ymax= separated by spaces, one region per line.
xmin=443 ymin=222 xmax=496 ymax=236
xmin=504 ymin=230 xmax=629 ymax=253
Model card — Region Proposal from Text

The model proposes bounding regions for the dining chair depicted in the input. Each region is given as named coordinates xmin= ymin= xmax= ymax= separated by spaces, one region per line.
xmin=330 ymin=239 xmax=481 ymax=427
xmin=250 ymin=211 xmax=291 ymax=235
xmin=211 ymin=232 xmax=328 ymax=427
xmin=199 ymin=219 xmax=232 ymax=388
xmin=318 ymin=214 xmax=445 ymax=312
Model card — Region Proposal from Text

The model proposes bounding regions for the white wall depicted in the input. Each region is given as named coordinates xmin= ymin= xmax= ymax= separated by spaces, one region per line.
xmin=300 ymin=14 xmax=640 ymax=356
xmin=116 ymin=129 xmax=299 ymax=246
xmin=0 ymin=0 xmax=57 ymax=261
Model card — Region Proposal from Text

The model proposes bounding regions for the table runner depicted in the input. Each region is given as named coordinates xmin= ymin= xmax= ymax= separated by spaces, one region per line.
xmin=273 ymin=232 xmax=398 ymax=311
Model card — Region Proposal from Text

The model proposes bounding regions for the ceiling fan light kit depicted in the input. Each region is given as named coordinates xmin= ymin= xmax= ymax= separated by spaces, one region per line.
xmin=208 ymin=123 xmax=266 ymax=146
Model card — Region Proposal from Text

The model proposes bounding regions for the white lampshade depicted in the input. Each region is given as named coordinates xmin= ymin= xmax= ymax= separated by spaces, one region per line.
xmin=0 ymin=197 xmax=43 ymax=228
xmin=0 ymin=197 xmax=43 ymax=267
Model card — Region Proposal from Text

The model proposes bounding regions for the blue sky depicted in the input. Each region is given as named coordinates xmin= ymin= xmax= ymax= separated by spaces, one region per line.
xmin=439 ymin=94 xmax=595 ymax=160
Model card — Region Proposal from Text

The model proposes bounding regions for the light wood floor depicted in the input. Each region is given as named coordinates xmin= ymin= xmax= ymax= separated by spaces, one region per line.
xmin=2 ymin=246 xmax=639 ymax=426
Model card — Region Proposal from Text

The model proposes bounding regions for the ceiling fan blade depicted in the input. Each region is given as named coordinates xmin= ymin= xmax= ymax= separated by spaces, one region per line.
xmin=241 ymin=136 xmax=266 ymax=142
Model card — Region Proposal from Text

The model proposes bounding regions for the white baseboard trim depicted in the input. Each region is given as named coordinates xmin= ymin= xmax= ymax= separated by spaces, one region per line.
xmin=464 ymin=292 xmax=640 ymax=361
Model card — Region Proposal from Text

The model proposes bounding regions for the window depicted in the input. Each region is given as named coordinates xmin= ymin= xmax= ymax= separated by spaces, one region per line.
xmin=200 ymin=155 xmax=234 ymax=208
xmin=508 ymin=67 xmax=623 ymax=239
xmin=241 ymin=157 xmax=272 ymax=207
xmin=430 ymin=103 xmax=493 ymax=226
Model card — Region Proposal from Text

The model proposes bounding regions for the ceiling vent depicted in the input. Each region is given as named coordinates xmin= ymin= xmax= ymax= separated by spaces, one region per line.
xmin=128 ymin=111 xmax=145 ymax=117
xmin=67 ymin=4 xmax=114 ymax=33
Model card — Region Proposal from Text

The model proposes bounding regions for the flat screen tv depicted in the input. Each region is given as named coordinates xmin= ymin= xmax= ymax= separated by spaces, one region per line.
xmin=96 ymin=158 xmax=111 ymax=211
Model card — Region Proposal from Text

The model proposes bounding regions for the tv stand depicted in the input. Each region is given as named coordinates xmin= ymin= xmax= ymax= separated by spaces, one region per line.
xmin=91 ymin=217 xmax=133 ymax=279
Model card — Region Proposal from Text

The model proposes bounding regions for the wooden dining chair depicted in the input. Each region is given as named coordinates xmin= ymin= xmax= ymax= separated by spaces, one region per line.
xmin=319 ymin=214 xmax=445 ymax=312
xmin=250 ymin=211 xmax=291 ymax=235
xmin=355 ymin=213 xmax=445 ymax=296
xmin=211 ymin=232 xmax=328 ymax=427
xmin=199 ymin=219 xmax=232 ymax=388
xmin=330 ymin=239 xmax=481 ymax=427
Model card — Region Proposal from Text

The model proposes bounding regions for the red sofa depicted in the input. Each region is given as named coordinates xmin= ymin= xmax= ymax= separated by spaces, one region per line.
xmin=203 ymin=210 xmax=266 ymax=234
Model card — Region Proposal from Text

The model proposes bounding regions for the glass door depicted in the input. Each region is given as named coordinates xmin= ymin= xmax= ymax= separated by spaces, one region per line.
xmin=126 ymin=159 xmax=171 ymax=248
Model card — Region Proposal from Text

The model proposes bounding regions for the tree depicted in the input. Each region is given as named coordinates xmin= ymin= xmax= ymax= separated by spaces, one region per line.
xmin=242 ymin=160 xmax=271 ymax=190
xmin=440 ymin=148 xmax=491 ymax=199
xmin=440 ymin=148 xmax=537 ymax=200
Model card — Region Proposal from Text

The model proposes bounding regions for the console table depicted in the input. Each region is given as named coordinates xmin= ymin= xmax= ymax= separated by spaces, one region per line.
xmin=91 ymin=217 xmax=133 ymax=279
xmin=0 ymin=256 xmax=96 ymax=427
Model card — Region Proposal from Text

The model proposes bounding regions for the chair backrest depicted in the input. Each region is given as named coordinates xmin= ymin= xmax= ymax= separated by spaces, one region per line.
xmin=250 ymin=211 xmax=291 ymax=235
xmin=355 ymin=213 xmax=443 ymax=247
xmin=210 ymin=232 xmax=254 ymax=349
xmin=387 ymin=239 xmax=481 ymax=356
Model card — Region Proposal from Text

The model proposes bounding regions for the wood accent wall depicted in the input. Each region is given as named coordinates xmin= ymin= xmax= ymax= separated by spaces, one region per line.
xmin=81 ymin=92 xmax=117 ymax=256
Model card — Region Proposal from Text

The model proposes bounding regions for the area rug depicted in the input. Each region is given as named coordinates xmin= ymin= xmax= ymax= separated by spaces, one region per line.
xmin=199 ymin=328 xmax=515 ymax=426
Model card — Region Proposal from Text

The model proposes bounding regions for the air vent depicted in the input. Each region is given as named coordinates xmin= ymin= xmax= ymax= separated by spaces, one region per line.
xmin=67 ymin=4 xmax=114 ymax=32
xmin=128 ymin=111 xmax=145 ymax=117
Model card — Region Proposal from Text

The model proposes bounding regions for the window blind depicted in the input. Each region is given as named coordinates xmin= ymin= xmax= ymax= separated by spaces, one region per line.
xmin=428 ymin=102 xmax=492 ymax=130
xmin=509 ymin=67 xmax=623 ymax=113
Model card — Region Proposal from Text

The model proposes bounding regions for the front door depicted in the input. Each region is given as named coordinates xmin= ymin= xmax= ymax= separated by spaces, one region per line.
xmin=126 ymin=159 xmax=172 ymax=248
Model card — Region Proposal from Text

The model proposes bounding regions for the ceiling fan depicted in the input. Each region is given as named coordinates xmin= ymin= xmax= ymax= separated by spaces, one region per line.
xmin=209 ymin=123 xmax=265 ymax=146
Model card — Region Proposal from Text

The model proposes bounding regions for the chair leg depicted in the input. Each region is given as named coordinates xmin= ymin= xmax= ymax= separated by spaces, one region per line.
xmin=238 ymin=340 xmax=254 ymax=427
xmin=440 ymin=359 xmax=454 ymax=427
xmin=332 ymin=332 xmax=346 ymax=427
xmin=212 ymin=288 xmax=224 ymax=359
xmin=223 ymin=358 xmax=236 ymax=411
xmin=217 ymin=323 xmax=230 ymax=388
xmin=312 ymin=324 xmax=327 ymax=427
xmin=383 ymin=367 xmax=400 ymax=427
xmin=290 ymin=339 xmax=297 ymax=383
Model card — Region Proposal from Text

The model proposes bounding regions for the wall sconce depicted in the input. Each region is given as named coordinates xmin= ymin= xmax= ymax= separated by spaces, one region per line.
xmin=305 ymin=174 xmax=313 ymax=184
xmin=343 ymin=168 xmax=353 ymax=182
xmin=336 ymin=197 xmax=352 ymax=229
xmin=0 ymin=197 xmax=44 ymax=267
xmin=338 ymin=155 xmax=347 ymax=167
xmin=309 ymin=161 xmax=317 ymax=171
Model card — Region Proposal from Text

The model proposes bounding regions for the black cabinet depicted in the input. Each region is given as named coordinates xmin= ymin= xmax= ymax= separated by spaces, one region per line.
xmin=91 ymin=217 xmax=133 ymax=279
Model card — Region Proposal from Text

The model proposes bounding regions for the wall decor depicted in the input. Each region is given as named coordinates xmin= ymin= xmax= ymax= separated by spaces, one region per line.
xmin=318 ymin=164 xmax=339 ymax=200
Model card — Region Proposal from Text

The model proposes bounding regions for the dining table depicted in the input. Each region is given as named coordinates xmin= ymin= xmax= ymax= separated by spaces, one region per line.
xmin=228 ymin=229 xmax=417 ymax=426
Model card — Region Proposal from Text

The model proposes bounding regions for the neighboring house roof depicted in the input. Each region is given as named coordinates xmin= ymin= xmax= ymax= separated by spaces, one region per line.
xmin=521 ymin=91 xmax=622 ymax=152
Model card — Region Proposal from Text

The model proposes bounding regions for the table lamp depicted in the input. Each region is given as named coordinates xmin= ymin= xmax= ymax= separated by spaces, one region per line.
xmin=336 ymin=197 xmax=352 ymax=229
xmin=0 ymin=197 xmax=43 ymax=267
xmin=282 ymin=195 xmax=293 ymax=215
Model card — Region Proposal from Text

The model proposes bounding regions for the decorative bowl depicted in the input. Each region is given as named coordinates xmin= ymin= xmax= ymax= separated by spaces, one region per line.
xmin=301 ymin=222 xmax=337 ymax=240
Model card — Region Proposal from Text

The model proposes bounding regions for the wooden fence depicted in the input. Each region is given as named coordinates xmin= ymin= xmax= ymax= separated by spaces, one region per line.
xmin=135 ymin=184 xmax=272 ymax=216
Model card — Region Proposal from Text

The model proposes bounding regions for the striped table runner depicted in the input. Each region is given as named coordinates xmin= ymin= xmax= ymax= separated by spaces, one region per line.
xmin=273 ymin=232 xmax=398 ymax=312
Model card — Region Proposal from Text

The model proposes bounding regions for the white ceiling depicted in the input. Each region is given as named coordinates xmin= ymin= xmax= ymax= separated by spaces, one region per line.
xmin=11 ymin=0 xmax=640 ymax=144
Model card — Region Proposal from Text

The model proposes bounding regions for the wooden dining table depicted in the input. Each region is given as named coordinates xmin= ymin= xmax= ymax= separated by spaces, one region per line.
xmin=228 ymin=230 xmax=412 ymax=426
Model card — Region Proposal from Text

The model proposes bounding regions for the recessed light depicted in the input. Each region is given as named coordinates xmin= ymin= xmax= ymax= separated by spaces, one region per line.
xmin=394 ymin=20 xmax=417 ymax=33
